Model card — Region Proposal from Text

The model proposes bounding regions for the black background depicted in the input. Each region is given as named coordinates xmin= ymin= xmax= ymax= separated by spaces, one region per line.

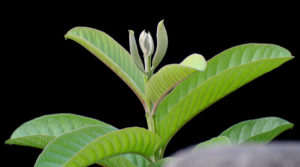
xmin=2 ymin=2 xmax=299 ymax=166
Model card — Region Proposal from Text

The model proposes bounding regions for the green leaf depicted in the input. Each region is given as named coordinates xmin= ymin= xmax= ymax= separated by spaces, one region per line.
xmin=123 ymin=154 xmax=150 ymax=167
xmin=97 ymin=154 xmax=138 ymax=167
xmin=146 ymin=65 xmax=196 ymax=105
xmin=99 ymin=154 xmax=150 ymax=167
xmin=5 ymin=114 xmax=148 ymax=167
xmin=129 ymin=30 xmax=145 ymax=72
xmin=147 ymin=157 xmax=173 ymax=167
xmin=194 ymin=136 xmax=231 ymax=150
xmin=154 ymin=44 xmax=293 ymax=149
xmin=35 ymin=127 xmax=161 ymax=167
xmin=146 ymin=54 xmax=206 ymax=105
xmin=65 ymin=27 xmax=146 ymax=102
xmin=180 ymin=54 xmax=206 ymax=71
xmin=5 ymin=113 xmax=116 ymax=148
xmin=220 ymin=117 xmax=294 ymax=144
xmin=152 ymin=20 xmax=168 ymax=71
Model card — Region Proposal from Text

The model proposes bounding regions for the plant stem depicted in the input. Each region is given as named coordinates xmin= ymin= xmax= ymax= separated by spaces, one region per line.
xmin=143 ymin=55 xmax=159 ymax=161
xmin=146 ymin=112 xmax=155 ymax=132
xmin=144 ymin=54 xmax=152 ymax=77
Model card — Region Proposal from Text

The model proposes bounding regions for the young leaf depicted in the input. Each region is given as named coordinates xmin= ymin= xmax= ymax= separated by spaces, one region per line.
xmin=65 ymin=27 xmax=146 ymax=102
xmin=152 ymin=20 xmax=168 ymax=71
xmin=146 ymin=54 xmax=206 ymax=105
xmin=219 ymin=117 xmax=294 ymax=144
xmin=35 ymin=127 xmax=161 ymax=167
xmin=180 ymin=54 xmax=207 ymax=71
xmin=129 ymin=30 xmax=145 ymax=72
xmin=154 ymin=44 xmax=293 ymax=149
xmin=5 ymin=113 xmax=116 ymax=148
xmin=194 ymin=136 xmax=231 ymax=150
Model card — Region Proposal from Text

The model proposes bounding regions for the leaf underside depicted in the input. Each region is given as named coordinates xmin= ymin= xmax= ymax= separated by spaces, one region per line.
xmin=220 ymin=117 xmax=294 ymax=144
xmin=152 ymin=20 xmax=168 ymax=71
xmin=35 ymin=127 xmax=161 ymax=167
xmin=154 ymin=44 xmax=293 ymax=148
xmin=65 ymin=27 xmax=146 ymax=102
xmin=129 ymin=30 xmax=145 ymax=72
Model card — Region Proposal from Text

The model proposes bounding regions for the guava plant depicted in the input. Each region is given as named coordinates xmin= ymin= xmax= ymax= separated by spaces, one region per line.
xmin=6 ymin=20 xmax=294 ymax=167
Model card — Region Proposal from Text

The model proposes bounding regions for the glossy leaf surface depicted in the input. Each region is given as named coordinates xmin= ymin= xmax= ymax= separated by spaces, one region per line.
xmin=35 ymin=127 xmax=161 ymax=167
xmin=155 ymin=44 xmax=293 ymax=148
xmin=220 ymin=117 xmax=294 ymax=144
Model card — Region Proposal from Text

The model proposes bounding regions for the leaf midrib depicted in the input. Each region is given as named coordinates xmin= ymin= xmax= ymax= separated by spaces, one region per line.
xmin=241 ymin=123 xmax=293 ymax=144
xmin=61 ymin=128 xmax=152 ymax=166
xmin=156 ymin=56 xmax=293 ymax=124
xmin=66 ymin=31 xmax=146 ymax=101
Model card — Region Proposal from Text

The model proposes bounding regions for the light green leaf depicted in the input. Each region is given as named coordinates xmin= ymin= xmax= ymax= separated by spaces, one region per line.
xmin=154 ymin=44 xmax=293 ymax=149
xmin=220 ymin=117 xmax=294 ymax=144
xmin=99 ymin=154 xmax=150 ymax=167
xmin=180 ymin=54 xmax=206 ymax=70
xmin=194 ymin=136 xmax=231 ymax=150
xmin=99 ymin=154 xmax=151 ymax=167
xmin=97 ymin=154 xmax=138 ymax=167
xmin=129 ymin=30 xmax=145 ymax=72
xmin=35 ymin=127 xmax=161 ymax=167
xmin=146 ymin=54 xmax=206 ymax=105
xmin=65 ymin=27 xmax=146 ymax=102
xmin=5 ymin=113 xmax=116 ymax=148
xmin=152 ymin=20 xmax=168 ymax=71
xmin=147 ymin=157 xmax=173 ymax=167
xmin=146 ymin=65 xmax=196 ymax=104
xmin=123 ymin=154 xmax=150 ymax=167
xmin=5 ymin=114 xmax=148 ymax=167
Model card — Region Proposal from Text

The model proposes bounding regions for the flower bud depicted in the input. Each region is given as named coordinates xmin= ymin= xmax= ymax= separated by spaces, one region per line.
xmin=139 ymin=30 xmax=154 ymax=57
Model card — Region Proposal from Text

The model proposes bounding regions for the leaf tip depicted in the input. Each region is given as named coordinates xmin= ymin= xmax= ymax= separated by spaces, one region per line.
xmin=4 ymin=139 xmax=11 ymax=145
xmin=158 ymin=19 xmax=166 ymax=31
xmin=128 ymin=30 xmax=134 ymax=35
xmin=159 ymin=19 xmax=165 ymax=24
xmin=64 ymin=34 xmax=68 ymax=40
xmin=64 ymin=30 xmax=73 ymax=40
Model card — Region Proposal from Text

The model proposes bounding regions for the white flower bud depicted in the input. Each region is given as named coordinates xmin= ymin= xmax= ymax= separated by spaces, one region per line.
xmin=139 ymin=30 xmax=154 ymax=57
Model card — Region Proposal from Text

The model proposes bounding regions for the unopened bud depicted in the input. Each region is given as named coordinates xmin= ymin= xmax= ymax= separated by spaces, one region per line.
xmin=139 ymin=30 xmax=154 ymax=57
